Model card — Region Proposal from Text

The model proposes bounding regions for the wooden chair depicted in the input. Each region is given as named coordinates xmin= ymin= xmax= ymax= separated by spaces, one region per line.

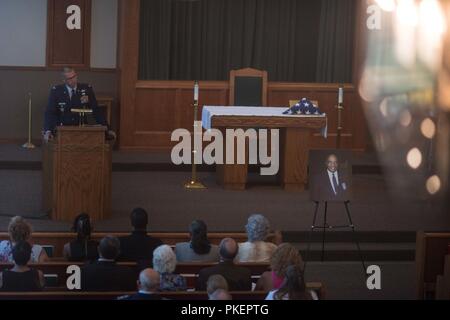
xmin=229 ymin=68 xmax=268 ymax=106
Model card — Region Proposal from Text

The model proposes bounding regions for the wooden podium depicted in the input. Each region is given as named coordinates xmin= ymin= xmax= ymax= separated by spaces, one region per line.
xmin=43 ymin=126 xmax=111 ymax=222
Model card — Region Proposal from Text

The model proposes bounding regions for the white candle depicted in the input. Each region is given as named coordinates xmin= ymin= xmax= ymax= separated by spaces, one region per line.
xmin=194 ymin=81 xmax=199 ymax=101
xmin=338 ymin=87 xmax=344 ymax=104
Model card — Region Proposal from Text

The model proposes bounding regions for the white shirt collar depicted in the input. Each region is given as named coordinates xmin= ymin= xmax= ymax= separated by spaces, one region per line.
xmin=327 ymin=169 xmax=339 ymax=194
xmin=66 ymin=85 xmax=77 ymax=95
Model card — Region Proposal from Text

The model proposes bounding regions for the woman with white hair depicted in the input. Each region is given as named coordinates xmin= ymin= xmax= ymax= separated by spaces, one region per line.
xmin=235 ymin=214 xmax=278 ymax=263
xmin=152 ymin=245 xmax=187 ymax=291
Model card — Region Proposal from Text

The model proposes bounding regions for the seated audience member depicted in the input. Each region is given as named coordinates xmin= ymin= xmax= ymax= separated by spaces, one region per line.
xmin=235 ymin=214 xmax=278 ymax=263
xmin=153 ymin=245 xmax=187 ymax=291
xmin=0 ymin=216 xmax=48 ymax=263
xmin=255 ymin=243 xmax=304 ymax=291
xmin=207 ymin=274 xmax=229 ymax=297
xmin=63 ymin=213 xmax=98 ymax=261
xmin=207 ymin=274 xmax=232 ymax=300
xmin=265 ymin=265 xmax=318 ymax=300
xmin=81 ymin=236 xmax=136 ymax=291
xmin=0 ymin=241 xmax=45 ymax=291
xmin=175 ymin=220 xmax=219 ymax=262
xmin=209 ymin=288 xmax=232 ymax=300
xmin=196 ymin=238 xmax=252 ymax=291
xmin=119 ymin=268 xmax=162 ymax=300
xmin=119 ymin=208 xmax=163 ymax=264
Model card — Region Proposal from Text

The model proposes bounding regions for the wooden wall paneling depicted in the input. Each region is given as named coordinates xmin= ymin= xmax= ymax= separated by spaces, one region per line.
xmin=118 ymin=0 xmax=140 ymax=148
xmin=135 ymin=88 xmax=177 ymax=132
xmin=121 ymin=81 xmax=367 ymax=150
xmin=117 ymin=0 xmax=370 ymax=151
xmin=47 ymin=0 xmax=91 ymax=67
xmin=124 ymin=81 xmax=229 ymax=150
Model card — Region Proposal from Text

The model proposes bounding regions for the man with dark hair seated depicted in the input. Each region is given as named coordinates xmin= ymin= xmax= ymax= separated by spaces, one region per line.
xmin=0 ymin=241 xmax=45 ymax=291
xmin=81 ymin=236 xmax=136 ymax=291
xmin=196 ymin=238 xmax=252 ymax=291
xmin=118 ymin=208 xmax=163 ymax=265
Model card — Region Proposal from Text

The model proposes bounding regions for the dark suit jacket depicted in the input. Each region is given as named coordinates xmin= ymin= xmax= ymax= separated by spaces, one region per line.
xmin=118 ymin=231 xmax=163 ymax=263
xmin=44 ymin=83 xmax=107 ymax=132
xmin=196 ymin=260 xmax=252 ymax=291
xmin=312 ymin=170 xmax=349 ymax=202
xmin=80 ymin=260 xmax=137 ymax=291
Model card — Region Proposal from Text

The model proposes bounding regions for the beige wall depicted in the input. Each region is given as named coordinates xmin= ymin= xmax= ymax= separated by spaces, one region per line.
xmin=0 ymin=0 xmax=119 ymax=141
xmin=0 ymin=70 xmax=118 ymax=141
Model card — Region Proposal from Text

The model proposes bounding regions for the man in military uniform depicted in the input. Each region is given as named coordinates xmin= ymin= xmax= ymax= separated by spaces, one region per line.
xmin=43 ymin=67 xmax=115 ymax=142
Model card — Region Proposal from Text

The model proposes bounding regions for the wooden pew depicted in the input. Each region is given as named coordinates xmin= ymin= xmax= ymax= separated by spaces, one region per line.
xmin=0 ymin=261 xmax=325 ymax=298
xmin=0 ymin=232 xmax=278 ymax=258
xmin=435 ymin=255 xmax=450 ymax=300
xmin=0 ymin=284 xmax=324 ymax=300
xmin=0 ymin=262 xmax=270 ymax=288
xmin=416 ymin=231 xmax=450 ymax=299
xmin=0 ymin=291 xmax=268 ymax=300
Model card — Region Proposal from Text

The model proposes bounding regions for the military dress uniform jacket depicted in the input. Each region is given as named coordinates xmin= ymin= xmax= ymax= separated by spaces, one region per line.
xmin=44 ymin=83 xmax=107 ymax=133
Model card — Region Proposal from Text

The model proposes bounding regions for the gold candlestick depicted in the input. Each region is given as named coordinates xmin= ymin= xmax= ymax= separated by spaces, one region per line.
xmin=184 ymin=81 xmax=206 ymax=189
xmin=336 ymin=87 xmax=344 ymax=149
xmin=22 ymin=93 xmax=36 ymax=149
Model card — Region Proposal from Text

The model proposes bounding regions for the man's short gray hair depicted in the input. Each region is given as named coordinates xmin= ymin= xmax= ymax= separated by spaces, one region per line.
xmin=152 ymin=244 xmax=177 ymax=273
xmin=61 ymin=67 xmax=75 ymax=78
xmin=245 ymin=214 xmax=270 ymax=242
xmin=139 ymin=268 xmax=160 ymax=291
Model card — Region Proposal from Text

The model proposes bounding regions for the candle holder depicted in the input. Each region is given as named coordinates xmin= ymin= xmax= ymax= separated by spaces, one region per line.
xmin=335 ymin=87 xmax=344 ymax=149
xmin=336 ymin=102 xmax=344 ymax=149
xmin=22 ymin=93 xmax=36 ymax=149
xmin=184 ymin=97 xmax=206 ymax=190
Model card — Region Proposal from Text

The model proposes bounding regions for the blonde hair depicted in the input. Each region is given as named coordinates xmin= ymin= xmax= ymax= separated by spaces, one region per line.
xmin=8 ymin=216 xmax=32 ymax=243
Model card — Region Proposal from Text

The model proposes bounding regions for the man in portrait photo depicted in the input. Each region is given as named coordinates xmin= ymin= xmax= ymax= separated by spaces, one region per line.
xmin=311 ymin=153 xmax=351 ymax=202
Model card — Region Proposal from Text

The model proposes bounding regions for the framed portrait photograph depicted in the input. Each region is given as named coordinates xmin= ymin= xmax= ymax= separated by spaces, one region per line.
xmin=309 ymin=150 xmax=353 ymax=202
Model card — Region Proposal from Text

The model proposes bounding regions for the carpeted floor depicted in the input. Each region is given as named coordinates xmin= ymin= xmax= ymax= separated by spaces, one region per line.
xmin=0 ymin=142 xmax=449 ymax=232
xmin=0 ymin=169 xmax=448 ymax=233
xmin=304 ymin=261 xmax=416 ymax=299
